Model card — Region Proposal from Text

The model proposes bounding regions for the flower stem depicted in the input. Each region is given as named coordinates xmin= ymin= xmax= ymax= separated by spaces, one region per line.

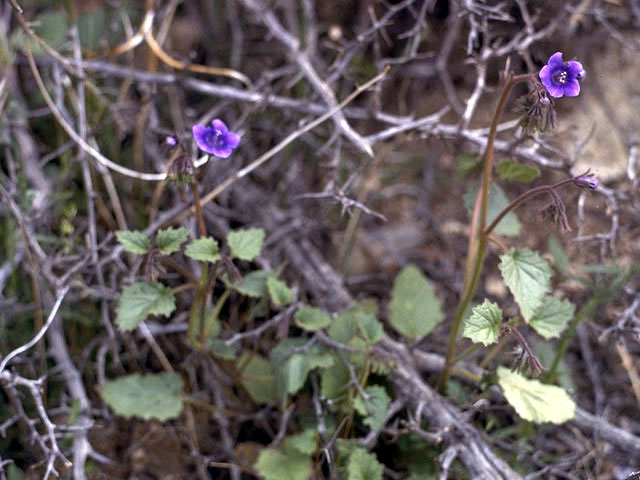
xmin=439 ymin=72 xmax=531 ymax=393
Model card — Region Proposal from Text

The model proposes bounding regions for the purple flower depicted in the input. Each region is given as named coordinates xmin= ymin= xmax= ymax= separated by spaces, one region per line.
xmin=192 ymin=119 xmax=241 ymax=158
xmin=573 ymin=173 xmax=599 ymax=190
xmin=539 ymin=52 xmax=585 ymax=98
xmin=165 ymin=135 xmax=178 ymax=147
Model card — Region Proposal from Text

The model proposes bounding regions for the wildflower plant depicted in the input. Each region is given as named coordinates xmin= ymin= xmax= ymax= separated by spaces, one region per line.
xmin=437 ymin=52 xmax=594 ymax=423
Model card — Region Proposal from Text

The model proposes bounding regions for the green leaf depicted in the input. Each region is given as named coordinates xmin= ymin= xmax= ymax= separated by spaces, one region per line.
xmin=531 ymin=340 xmax=575 ymax=393
xmin=497 ymin=367 xmax=575 ymax=424
xmin=528 ymin=296 xmax=575 ymax=339
xmin=267 ymin=276 xmax=292 ymax=306
xmin=229 ymin=270 xmax=270 ymax=297
xmin=354 ymin=385 xmax=390 ymax=431
xmin=238 ymin=353 xmax=278 ymax=404
xmin=464 ymin=183 xmax=521 ymax=236
xmin=207 ymin=339 xmax=237 ymax=360
xmin=228 ymin=228 xmax=265 ymax=261
xmin=116 ymin=230 xmax=150 ymax=255
xmin=78 ymin=8 xmax=107 ymax=51
xmin=285 ymin=429 xmax=317 ymax=455
xmin=100 ymin=372 xmax=183 ymax=421
xmin=155 ymin=227 xmax=189 ymax=255
xmin=347 ymin=448 xmax=384 ymax=480
xmin=499 ymin=248 xmax=553 ymax=322
xmin=271 ymin=339 xmax=334 ymax=396
xmin=116 ymin=282 xmax=175 ymax=331
xmin=321 ymin=353 xmax=351 ymax=402
xmin=356 ymin=314 xmax=384 ymax=345
xmin=255 ymin=446 xmax=311 ymax=480
xmin=184 ymin=237 xmax=220 ymax=263
xmin=389 ymin=265 xmax=444 ymax=341
xmin=547 ymin=236 xmax=569 ymax=274
xmin=496 ymin=160 xmax=540 ymax=183
xmin=295 ymin=306 xmax=332 ymax=331
xmin=462 ymin=299 xmax=502 ymax=346
xmin=455 ymin=153 xmax=482 ymax=180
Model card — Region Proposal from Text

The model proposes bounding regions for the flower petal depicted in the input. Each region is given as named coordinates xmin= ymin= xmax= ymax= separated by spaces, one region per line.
xmin=193 ymin=124 xmax=217 ymax=154
xmin=547 ymin=52 xmax=563 ymax=68
xmin=546 ymin=83 xmax=565 ymax=98
xmin=213 ymin=146 xmax=233 ymax=158
xmin=211 ymin=118 xmax=228 ymax=135
xmin=225 ymin=132 xmax=241 ymax=149
xmin=563 ymin=79 xmax=580 ymax=97
xmin=539 ymin=65 xmax=553 ymax=87
xmin=566 ymin=61 xmax=584 ymax=80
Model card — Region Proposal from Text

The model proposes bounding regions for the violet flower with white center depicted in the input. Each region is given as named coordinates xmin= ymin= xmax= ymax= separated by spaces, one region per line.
xmin=539 ymin=52 xmax=585 ymax=98
xmin=192 ymin=119 xmax=241 ymax=158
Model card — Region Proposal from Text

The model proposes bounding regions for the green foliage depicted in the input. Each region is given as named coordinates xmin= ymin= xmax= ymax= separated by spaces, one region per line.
xmin=116 ymin=282 xmax=175 ymax=331
xmin=354 ymin=385 xmax=390 ymax=431
xmin=496 ymin=160 xmax=540 ymax=183
xmin=237 ymin=353 xmax=278 ymax=404
xmin=499 ymin=248 xmax=552 ymax=322
xmin=227 ymin=228 xmax=265 ymax=261
xmin=267 ymin=276 xmax=292 ymax=305
xmin=455 ymin=153 xmax=482 ymax=180
xmin=295 ymin=305 xmax=332 ymax=331
xmin=547 ymin=236 xmax=569 ymax=273
xmin=462 ymin=299 xmax=502 ymax=346
xmin=255 ymin=443 xmax=312 ymax=480
xmin=397 ymin=434 xmax=438 ymax=479
xmin=497 ymin=367 xmax=575 ymax=424
xmin=271 ymin=339 xmax=334 ymax=396
xmin=357 ymin=313 xmax=384 ymax=345
xmin=230 ymin=270 xmax=270 ymax=297
xmin=100 ymin=372 xmax=184 ymax=421
xmin=320 ymin=353 xmax=351 ymax=402
xmin=155 ymin=227 xmax=189 ymax=255
xmin=116 ymin=230 xmax=150 ymax=255
xmin=528 ymin=296 xmax=575 ymax=339
xmin=464 ymin=183 xmax=521 ymax=236
xmin=531 ymin=340 xmax=575 ymax=393
xmin=346 ymin=448 xmax=384 ymax=480
xmin=184 ymin=237 xmax=220 ymax=262
xmin=389 ymin=265 xmax=444 ymax=341
xmin=286 ymin=428 xmax=317 ymax=455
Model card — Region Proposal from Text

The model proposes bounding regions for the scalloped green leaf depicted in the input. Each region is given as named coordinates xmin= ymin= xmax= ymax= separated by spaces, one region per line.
xmin=464 ymin=183 xmax=521 ymax=236
xmin=184 ymin=237 xmax=220 ymax=262
xmin=529 ymin=296 xmax=575 ymax=339
xmin=229 ymin=270 xmax=270 ymax=297
xmin=271 ymin=339 xmax=334 ymax=396
xmin=354 ymin=385 xmax=390 ymax=431
xmin=116 ymin=230 xmax=150 ymax=255
xmin=295 ymin=306 xmax=332 ymax=331
xmin=496 ymin=160 xmax=540 ymax=183
xmin=499 ymin=248 xmax=552 ymax=322
xmin=462 ymin=299 xmax=502 ymax=346
xmin=267 ymin=276 xmax=292 ymax=306
xmin=255 ymin=445 xmax=311 ymax=480
xmin=347 ymin=448 xmax=384 ymax=480
xmin=116 ymin=282 xmax=175 ymax=331
xmin=155 ymin=227 xmax=189 ymax=255
xmin=389 ymin=265 xmax=444 ymax=342
xmin=497 ymin=367 xmax=575 ymax=424
xmin=100 ymin=372 xmax=183 ymax=421
xmin=286 ymin=428 xmax=317 ymax=455
xmin=227 ymin=228 xmax=265 ymax=261
xmin=237 ymin=353 xmax=278 ymax=404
